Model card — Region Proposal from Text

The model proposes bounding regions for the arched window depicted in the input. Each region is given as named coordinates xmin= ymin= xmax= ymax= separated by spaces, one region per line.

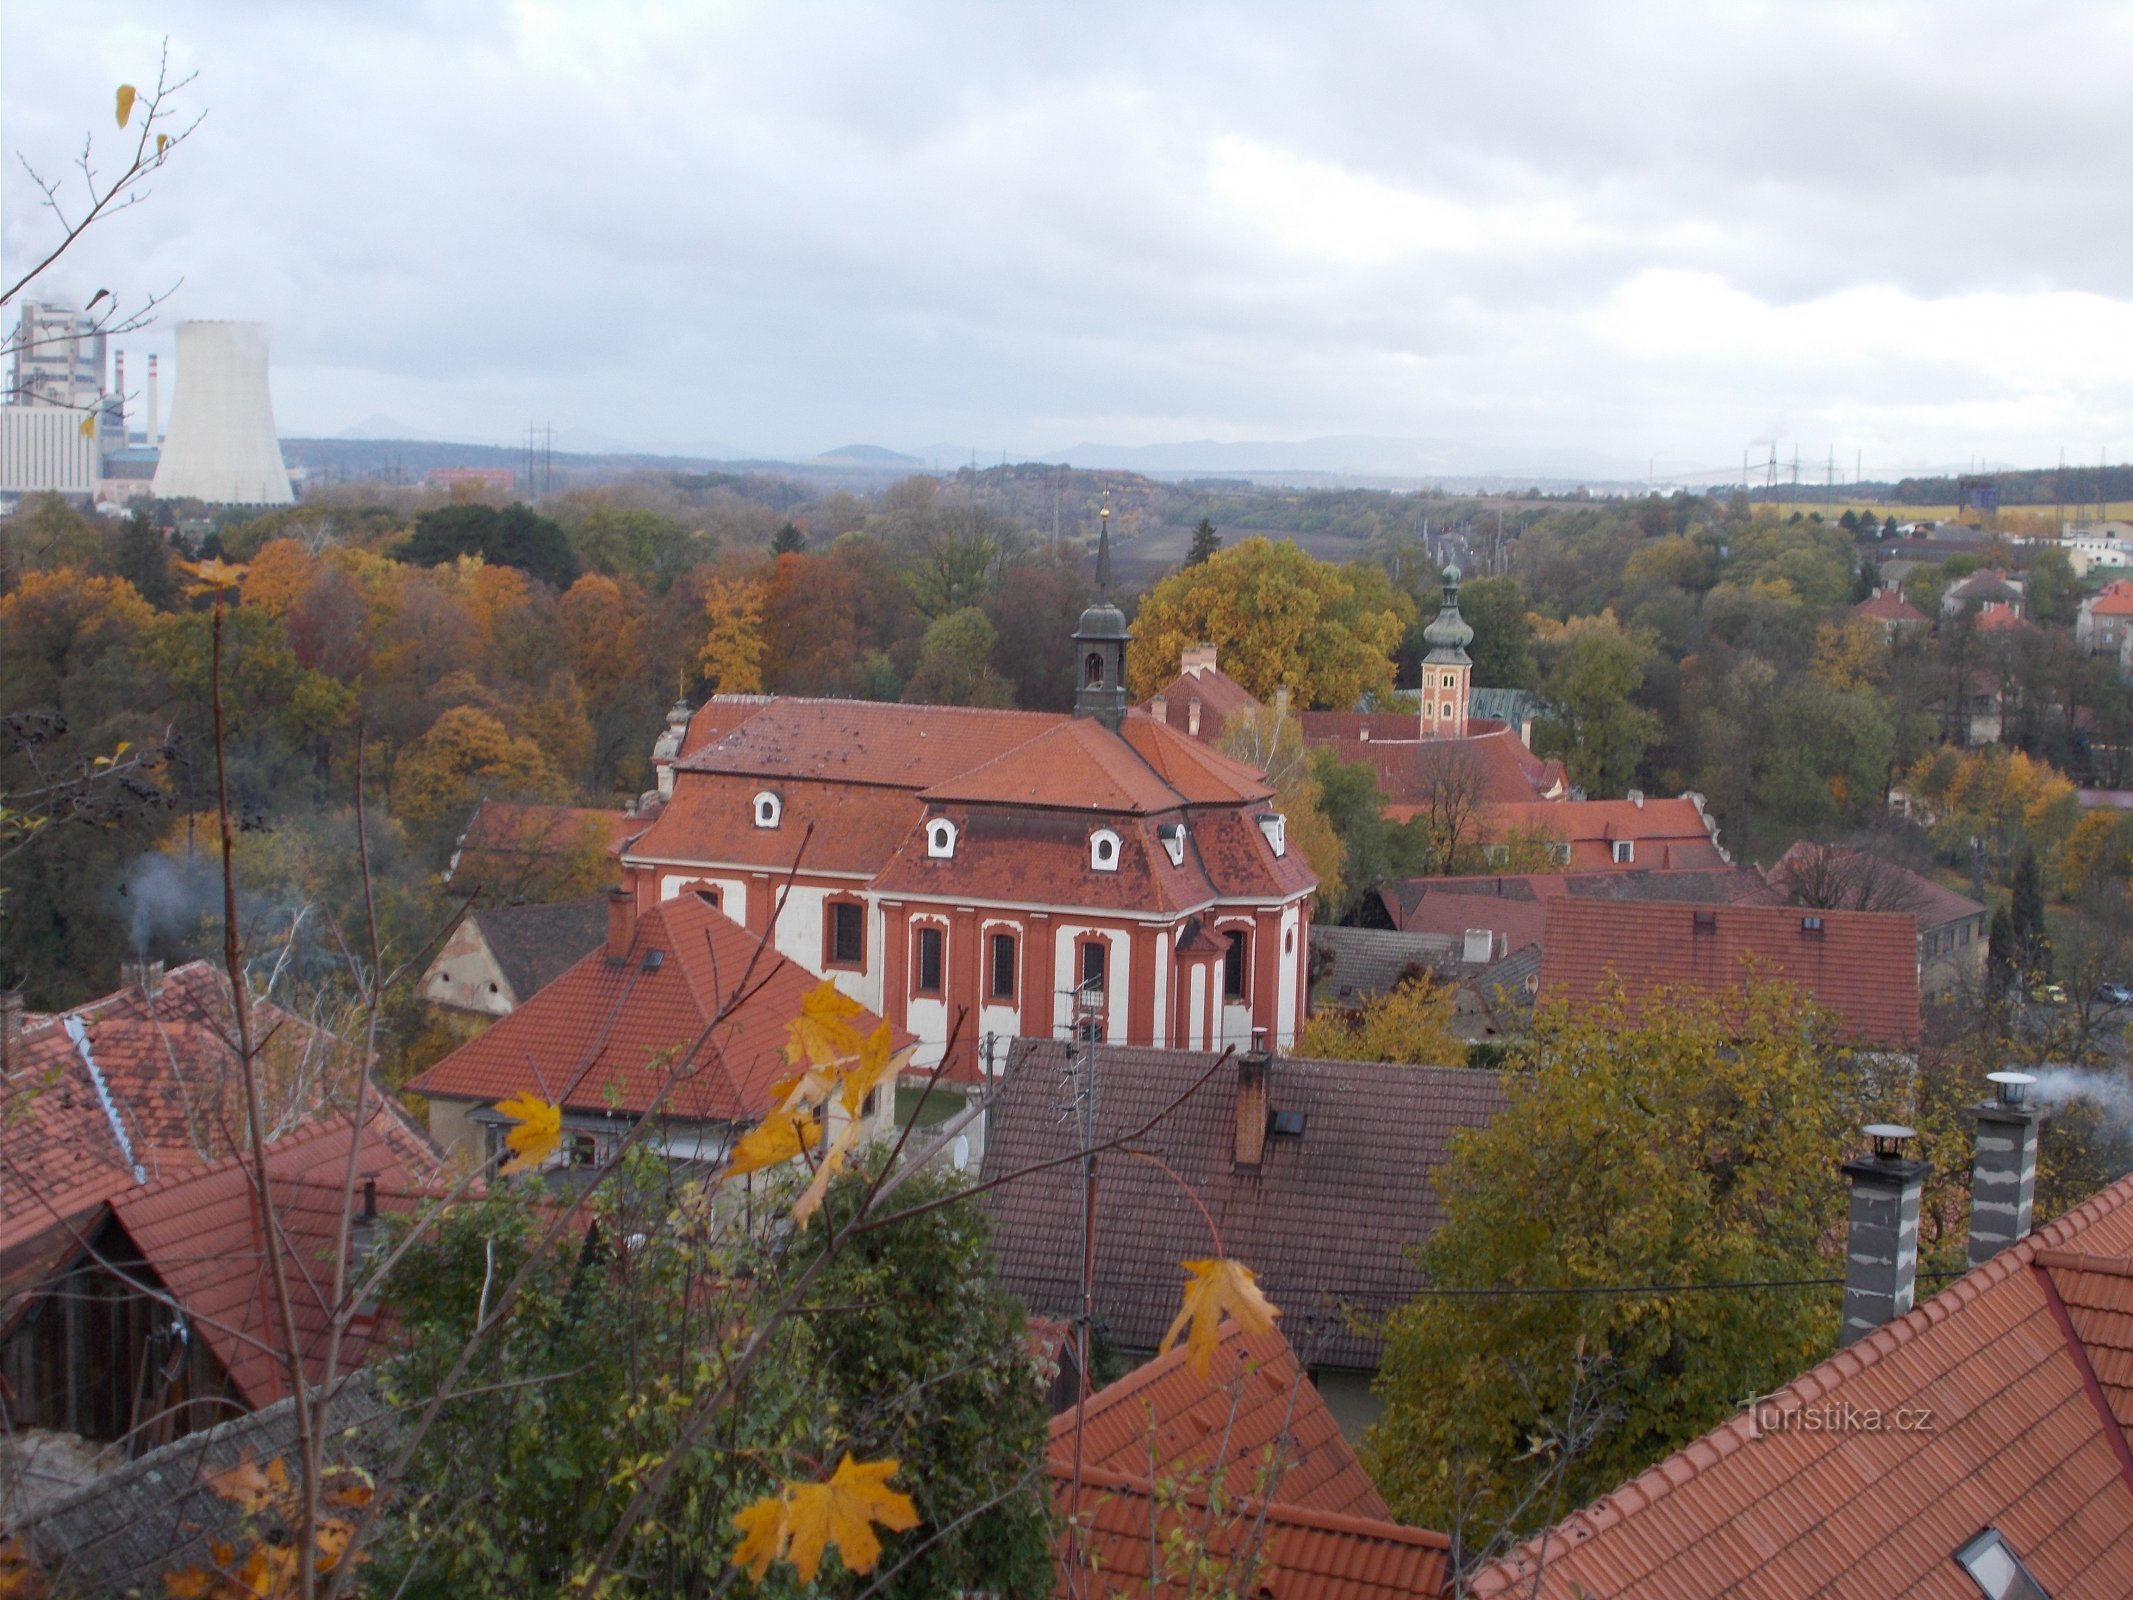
xmin=1085 ymin=652 xmax=1105 ymax=687
xmin=1090 ymin=828 xmax=1121 ymax=872
xmin=927 ymin=819 xmax=957 ymax=858
xmin=752 ymin=791 xmax=781 ymax=829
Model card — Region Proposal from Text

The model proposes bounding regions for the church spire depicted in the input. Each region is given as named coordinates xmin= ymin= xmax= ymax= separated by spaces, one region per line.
xmin=1419 ymin=562 xmax=1473 ymax=740
xmin=1073 ymin=495 xmax=1131 ymax=730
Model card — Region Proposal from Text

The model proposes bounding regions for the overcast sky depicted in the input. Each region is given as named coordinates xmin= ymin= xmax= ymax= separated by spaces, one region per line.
xmin=8 ymin=2 xmax=2133 ymax=478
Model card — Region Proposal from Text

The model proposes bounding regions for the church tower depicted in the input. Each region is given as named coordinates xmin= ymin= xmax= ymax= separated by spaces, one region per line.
xmin=1073 ymin=502 xmax=1131 ymax=730
xmin=1419 ymin=562 xmax=1473 ymax=739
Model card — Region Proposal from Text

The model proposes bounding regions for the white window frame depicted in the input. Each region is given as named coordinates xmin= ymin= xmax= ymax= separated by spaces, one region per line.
xmin=1090 ymin=827 xmax=1122 ymax=872
xmin=927 ymin=819 xmax=957 ymax=858
xmin=753 ymin=791 xmax=782 ymax=829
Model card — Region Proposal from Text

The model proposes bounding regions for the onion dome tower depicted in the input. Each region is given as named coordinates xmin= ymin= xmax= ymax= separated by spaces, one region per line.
xmin=1420 ymin=562 xmax=1474 ymax=739
xmin=1073 ymin=500 xmax=1131 ymax=731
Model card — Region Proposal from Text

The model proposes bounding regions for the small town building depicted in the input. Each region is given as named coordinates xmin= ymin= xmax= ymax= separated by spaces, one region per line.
xmin=1852 ymin=584 xmax=1929 ymax=639
xmin=419 ymin=895 xmax=606 ymax=1022
xmin=1941 ymin=568 xmax=2026 ymax=619
xmin=1765 ymin=842 xmax=1988 ymax=996
xmin=2075 ymin=577 xmax=2133 ymax=656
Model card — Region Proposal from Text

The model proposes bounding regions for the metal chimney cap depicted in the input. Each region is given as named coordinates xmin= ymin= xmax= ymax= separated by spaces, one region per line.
xmin=1986 ymin=1070 xmax=2036 ymax=1106
xmin=1864 ymin=1122 xmax=1918 ymax=1159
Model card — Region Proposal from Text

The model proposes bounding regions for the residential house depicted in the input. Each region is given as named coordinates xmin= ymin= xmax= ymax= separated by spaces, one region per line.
xmin=1765 ymin=842 xmax=1988 ymax=996
xmin=408 ymin=889 xmax=906 ymax=1169
xmin=1852 ymin=584 xmax=1929 ymax=640
xmin=980 ymin=1040 xmax=1506 ymax=1430
xmin=1048 ymin=1321 xmax=1451 ymax=1598
xmin=419 ymin=894 xmax=606 ymax=1021
xmin=1309 ymin=924 xmax=1539 ymax=1043
xmin=1142 ymin=643 xmax=1263 ymax=742
xmin=445 ymin=800 xmax=647 ymax=899
xmin=1537 ymin=899 xmax=1922 ymax=1051
xmin=1 ymin=1115 xmax=431 ymax=1450
xmin=1374 ymin=865 xmax=1768 ymax=950
xmin=624 ymin=527 xmax=1317 ymax=1072
xmin=1941 ymin=568 xmax=2026 ymax=619
xmin=1470 ymin=1153 xmax=2133 ymax=1598
xmin=1459 ymin=794 xmax=1730 ymax=869
xmin=2075 ymin=577 xmax=2133 ymax=656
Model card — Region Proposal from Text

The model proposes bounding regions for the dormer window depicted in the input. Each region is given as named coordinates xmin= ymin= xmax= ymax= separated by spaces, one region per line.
xmin=1090 ymin=828 xmax=1121 ymax=872
xmin=927 ymin=819 xmax=957 ymax=858
xmin=753 ymin=791 xmax=782 ymax=829
xmin=1156 ymin=822 xmax=1185 ymax=867
xmin=1612 ymin=839 xmax=1634 ymax=864
xmin=1256 ymin=813 xmax=1286 ymax=857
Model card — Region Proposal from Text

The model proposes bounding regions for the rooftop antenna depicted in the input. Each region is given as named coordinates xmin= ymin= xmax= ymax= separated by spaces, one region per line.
xmin=1096 ymin=491 xmax=1112 ymax=599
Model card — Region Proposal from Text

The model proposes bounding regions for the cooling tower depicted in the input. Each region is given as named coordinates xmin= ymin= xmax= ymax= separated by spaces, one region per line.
xmin=150 ymin=321 xmax=294 ymax=504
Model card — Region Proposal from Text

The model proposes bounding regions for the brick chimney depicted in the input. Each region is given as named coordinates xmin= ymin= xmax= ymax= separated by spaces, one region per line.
xmin=1 ymin=991 xmax=22 ymax=1075
xmin=1968 ymin=1072 xmax=2044 ymax=1269
xmin=1150 ymin=692 xmax=1168 ymax=724
xmin=606 ymin=886 xmax=636 ymax=963
xmin=1187 ymin=695 xmax=1202 ymax=737
xmin=1234 ymin=1044 xmax=1269 ymax=1170
xmin=1840 ymin=1124 xmax=1929 ymax=1346
xmin=121 ymin=957 xmax=164 ymax=1003
xmin=1181 ymin=643 xmax=1218 ymax=677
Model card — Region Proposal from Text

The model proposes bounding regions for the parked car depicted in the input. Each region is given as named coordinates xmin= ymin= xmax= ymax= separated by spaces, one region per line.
xmin=2097 ymin=982 xmax=2133 ymax=1007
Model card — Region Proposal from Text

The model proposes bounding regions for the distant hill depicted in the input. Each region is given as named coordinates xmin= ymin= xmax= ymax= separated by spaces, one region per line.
xmin=814 ymin=443 xmax=926 ymax=466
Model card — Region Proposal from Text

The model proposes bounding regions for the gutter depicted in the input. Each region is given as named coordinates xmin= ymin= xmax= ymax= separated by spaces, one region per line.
xmin=65 ymin=1014 xmax=146 ymax=1183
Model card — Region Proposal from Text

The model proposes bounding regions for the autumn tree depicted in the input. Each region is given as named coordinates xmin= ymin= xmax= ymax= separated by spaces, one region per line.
xmin=1292 ymin=974 xmax=1467 ymax=1066
xmin=902 ymin=606 xmax=1014 ymax=707
xmin=700 ymin=573 xmax=767 ymax=695
xmin=1217 ymin=702 xmax=1345 ymax=912
xmin=391 ymin=705 xmax=566 ymax=847
xmin=1532 ymin=614 xmax=1660 ymax=797
xmin=1127 ymin=538 xmax=1407 ymax=709
xmin=1367 ymin=984 xmax=1880 ymax=1540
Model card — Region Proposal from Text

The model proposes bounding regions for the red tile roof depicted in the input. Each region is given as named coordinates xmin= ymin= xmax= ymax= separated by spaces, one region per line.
xmin=1974 ymin=599 xmax=2028 ymax=631
xmin=2083 ymin=579 xmax=2133 ymax=618
xmin=1468 ymin=797 xmax=1727 ymax=871
xmin=409 ymin=892 xmax=904 ymax=1123
xmin=1537 ymin=899 xmax=1922 ymax=1050
xmin=1142 ymin=664 xmax=1263 ymax=742
xmin=1323 ymin=727 xmax=1564 ymax=810
xmin=1854 ymin=590 xmax=1927 ymax=623
xmin=1378 ymin=868 xmax=1770 ymax=949
xmin=103 ymin=1115 xmax=432 ymax=1410
xmin=629 ymin=774 xmax=924 ymax=876
xmin=2 ymin=963 xmax=397 ymax=1253
xmin=1117 ymin=712 xmax=1271 ymax=806
xmin=1047 ymin=1322 xmax=1390 ymax=1517
xmin=449 ymin=801 xmax=646 ymax=886
xmin=676 ymin=697 xmax=1059 ymax=787
xmin=1765 ymin=843 xmax=1986 ymax=935
xmin=922 ymin=717 xmax=1192 ymax=813
xmin=1053 ymin=1466 xmax=1450 ymax=1600
xmin=1470 ymin=1174 xmax=2133 ymax=1599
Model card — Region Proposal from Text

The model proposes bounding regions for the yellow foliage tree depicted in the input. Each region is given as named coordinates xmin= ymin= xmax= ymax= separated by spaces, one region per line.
xmin=1809 ymin=616 xmax=1886 ymax=692
xmin=237 ymin=538 xmax=319 ymax=619
xmin=701 ymin=575 xmax=767 ymax=694
xmin=1126 ymin=537 xmax=1407 ymax=707
xmin=1216 ymin=702 xmax=1344 ymax=910
xmin=1293 ymin=974 xmax=1468 ymax=1066
xmin=392 ymin=705 xmax=567 ymax=832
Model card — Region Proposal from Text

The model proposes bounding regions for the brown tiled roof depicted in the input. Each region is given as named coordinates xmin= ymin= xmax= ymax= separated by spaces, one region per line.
xmin=873 ymin=808 xmax=1207 ymax=915
xmin=450 ymin=801 xmax=646 ymax=887
xmin=1467 ymin=797 xmax=1727 ymax=871
xmin=104 ymin=1115 xmax=430 ymax=1410
xmin=1538 ymin=899 xmax=1922 ymax=1050
xmin=1765 ymin=843 xmax=1986 ymax=935
xmin=680 ymin=694 xmax=777 ymax=757
xmin=2 ymin=963 xmax=382 ymax=1251
xmin=628 ymin=774 xmax=924 ymax=876
xmin=980 ymin=1042 xmax=1507 ymax=1370
xmin=1048 ymin=1322 xmax=1390 ymax=1517
xmin=409 ymin=893 xmax=904 ymax=1123
xmin=1470 ymin=1175 xmax=2133 ymax=1599
xmin=471 ymin=896 xmax=608 ymax=1004
xmin=1378 ymin=868 xmax=1768 ymax=949
xmin=1117 ymin=712 xmax=1271 ymax=805
xmin=922 ymin=717 xmax=1190 ymax=813
xmin=1053 ymin=1466 xmax=1450 ymax=1600
xmin=1142 ymin=665 xmax=1263 ymax=742
xmin=675 ymin=697 xmax=1059 ymax=786
xmin=1854 ymin=590 xmax=1927 ymax=623
xmin=1324 ymin=727 xmax=1559 ymax=809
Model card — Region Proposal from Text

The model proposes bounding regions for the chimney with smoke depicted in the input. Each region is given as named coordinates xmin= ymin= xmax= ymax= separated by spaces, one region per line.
xmin=1968 ymin=1072 xmax=2044 ymax=1268
xmin=121 ymin=957 xmax=164 ymax=1004
xmin=1841 ymin=1124 xmax=1929 ymax=1346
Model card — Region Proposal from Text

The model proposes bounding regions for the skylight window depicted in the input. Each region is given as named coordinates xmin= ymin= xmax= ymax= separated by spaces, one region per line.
xmin=1955 ymin=1530 xmax=2052 ymax=1600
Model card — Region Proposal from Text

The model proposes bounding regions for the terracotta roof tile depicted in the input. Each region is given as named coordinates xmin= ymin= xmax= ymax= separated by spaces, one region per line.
xmin=1053 ymin=1465 xmax=1449 ymax=1600
xmin=1766 ymin=844 xmax=1986 ymax=934
xmin=675 ymin=697 xmax=1061 ymax=787
xmin=449 ymin=801 xmax=646 ymax=888
xmin=921 ymin=718 xmax=1187 ymax=813
xmin=1379 ymin=868 xmax=1766 ymax=948
xmin=1047 ymin=1322 xmax=1389 ymax=1517
xmin=628 ymin=774 xmax=922 ymax=877
xmin=409 ymin=893 xmax=904 ymax=1122
xmin=1470 ymin=1172 xmax=2133 ymax=1599
xmin=1117 ymin=711 xmax=1272 ymax=805
xmin=1854 ymin=591 xmax=1928 ymax=623
xmin=2083 ymin=579 xmax=2133 ymax=618
xmin=1321 ymin=727 xmax=1559 ymax=809
xmin=981 ymin=1043 xmax=1506 ymax=1370
xmin=1142 ymin=666 xmax=1262 ymax=743
xmin=1538 ymin=899 xmax=1922 ymax=1050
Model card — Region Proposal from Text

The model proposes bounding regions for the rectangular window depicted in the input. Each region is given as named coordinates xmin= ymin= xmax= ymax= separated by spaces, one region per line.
xmin=1612 ymin=839 xmax=1635 ymax=864
xmin=1079 ymin=939 xmax=1106 ymax=994
xmin=828 ymin=901 xmax=865 ymax=967
xmin=989 ymin=931 xmax=1017 ymax=1001
xmin=915 ymin=927 xmax=944 ymax=995
xmin=1223 ymin=930 xmax=1249 ymax=1000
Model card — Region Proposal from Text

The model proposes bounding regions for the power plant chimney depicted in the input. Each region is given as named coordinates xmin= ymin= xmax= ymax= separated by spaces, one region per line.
xmin=1841 ymin=1124 xmax=1929 ymax=1346
xmin=1968 ymin=1072 xmax=2045 ymax=1268
xmin=112 ymin=351 xmax=127 ymax=435
xmin=149 ymin=322 xmax=294 ymax=505
xmin=147 ymin=354 xmax=160 ymax=443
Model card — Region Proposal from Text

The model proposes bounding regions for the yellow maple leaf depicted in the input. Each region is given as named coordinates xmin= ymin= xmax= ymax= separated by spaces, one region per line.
xmin=731 ymin=1493 xmax=789 ymax=1581
xmin=836 ymin=1021 xmax=903 ymax=1119
xmin=790 ymin=1120 xmax=862 ymax=1228
xmin=160 ymin=1569 xmax=211 ymax=1600
xmin=783 ymin=1455 xmax=919 ymax=1582
xmin=205 ymin=1455 xmax=278 ymax=1514
xmin=116 ymin=84 xmax=137 ymax=128
xmin=494 ymin=1091 xmax=562 ymax=1170
xmin=784 ymin=979 xmax=866 ymax=1067
xmin=726 ymin=1110 xmax=815 ymax=1176
xmin=1159 ymin=1258 xmax=1280 ymax=1378
xmin=175 ymin=557 xmax=250 ymax=599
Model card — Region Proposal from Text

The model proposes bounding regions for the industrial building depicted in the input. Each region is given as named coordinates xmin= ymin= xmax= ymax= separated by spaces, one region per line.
xmin=149 ymin=322 xmax=294 ymax=506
